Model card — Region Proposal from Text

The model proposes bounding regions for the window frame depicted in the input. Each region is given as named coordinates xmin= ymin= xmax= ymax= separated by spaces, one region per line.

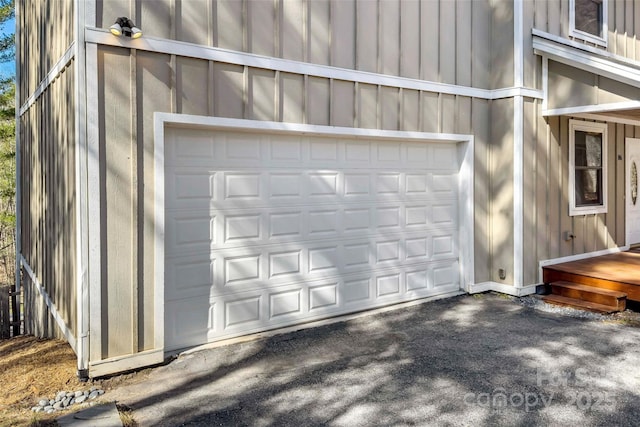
xmin=569 ymin=120 xmax=608 ymax=216
xmin=569 ymin=0 xmax=608 ymax=47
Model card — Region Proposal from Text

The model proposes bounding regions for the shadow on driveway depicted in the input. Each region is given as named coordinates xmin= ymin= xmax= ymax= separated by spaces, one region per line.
xmin=113 ymin=293 xmax=640 ymax=426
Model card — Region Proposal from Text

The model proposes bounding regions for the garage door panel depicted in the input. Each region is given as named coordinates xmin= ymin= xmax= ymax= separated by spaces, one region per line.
xmin=165 ymin=129 xmax=462 ymax=351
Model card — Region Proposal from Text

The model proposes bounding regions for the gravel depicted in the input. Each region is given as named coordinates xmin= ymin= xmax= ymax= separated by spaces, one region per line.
xmin=31 ymin=388 xmax=105 ymax=413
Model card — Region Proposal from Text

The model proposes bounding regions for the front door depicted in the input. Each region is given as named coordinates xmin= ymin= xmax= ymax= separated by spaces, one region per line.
xmin=627 ymin=138 xmax=640 ymax=246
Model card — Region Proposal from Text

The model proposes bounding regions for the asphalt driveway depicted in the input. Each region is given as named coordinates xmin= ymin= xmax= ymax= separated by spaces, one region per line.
xmin=113 ymin=293 xmax=640 ymax=426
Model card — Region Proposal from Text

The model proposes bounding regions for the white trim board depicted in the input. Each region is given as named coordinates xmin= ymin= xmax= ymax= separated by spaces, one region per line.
xmin=154 ymin=113 xmax=476 ymax=356
xmin=85 ymin=27 xmax=542 ymax=101
xmin=537 ymin=246 xmax=630 ymax=284
xmin=543 ymin=101 xmax=640 ymax=118
xmin=21 ymin=256 xmax=77 ymax=351
xmin=18 ymin=42 xmax=76 ymax=117
xmin=533 ymin=33 xmax=640 ymax=91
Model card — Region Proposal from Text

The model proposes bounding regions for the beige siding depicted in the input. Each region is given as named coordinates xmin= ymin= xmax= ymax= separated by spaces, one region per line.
xmin=96 ymin=0 xmax=495 ymax=89
xmin=20 ymin=65 xmax=77 ymax=338
xmin=547 ymin=60 xmax=640 ymax=110
xmin=522 ymin=111 xmax=634 ymax=285
xmin=490 ymin=98 xmax=515 ymax=284
xmin=95 ymin=44 xmax=496 ymax=358
xmin=532 ymin=0 xmax=640 ymax=60
xmin=19 ymin=0 xmax=74 ymax=105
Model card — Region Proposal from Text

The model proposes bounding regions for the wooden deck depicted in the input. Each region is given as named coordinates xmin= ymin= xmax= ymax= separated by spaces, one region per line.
xmin=542 ymin=250 xmax=640 ymax=302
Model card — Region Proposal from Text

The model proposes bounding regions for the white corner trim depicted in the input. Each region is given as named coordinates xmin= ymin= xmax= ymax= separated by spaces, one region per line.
xmin=572 ymin=113 xmax=640 ymax=127
xmin=153 ymin=113 xmax=166 ymax=353
xmin=543 ymin=101 xmax=640 ymax=117
xmin=21 ymin=256 xmax=77 ymax=351
xmin=538 ymin=246 xmax=630 ymax=283
xmin=88 ymin=348 xmax=164 ymax=378
xmin=514 ymin=0 xmax=524 ymax=88
xmin=86 ymin=42 xmax=102 ymax=363
xmin=74 ymin=0 xmax=90 ymax=374
xmin=513 ymin=95 xmax=524 ymax=287
xmin=18 ymin=42 xmax=76 ymax=117
xmin=85 ymin=27 xmax=542 ymax=101
xmin=533 ymin=33 xmax=640 ymax=90
xmin=468 ymin=281 xmax=538 ymax=297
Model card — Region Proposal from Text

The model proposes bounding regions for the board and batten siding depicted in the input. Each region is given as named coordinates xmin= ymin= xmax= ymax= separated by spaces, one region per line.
xmin=18 ymin=0 xmax=78 ymax=341
xmin=20 ymin=63 xmax=77 ymax=339
xmin=96 ymin=43 xmax=495 ymax=359
xmin=95 ymin=0 xmax=499 ymax=89
xmin=531 ymin=0 xmax=640 ymax=60
xmin=18 ymin=0 xmax=74 ymax=105
xmin=522 ymin=108 xmax=634 ymax=286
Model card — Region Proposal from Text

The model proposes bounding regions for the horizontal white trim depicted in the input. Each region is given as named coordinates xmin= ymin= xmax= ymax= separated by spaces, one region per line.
xmin=543 ymin=101 xmax=640 ymax=117
xmin=86 ymin=27 xmax=542 ymax=101
xmin=468 ymin=281 xmax=538 ymax=297
xmin=532 ymin=29 xmax=632 ymax=67
xmin=572 ymin=113 xmax=640 ymax=127
xmin=538 ymin=246 xmax=630 ymax=283
xmin=157 ymin=113 xmax=473 ymax=141
xmin=88 ymin=348 xmax=164 ymax=378
xmin=533 ymin=32 xmax=640 ymax=90
xmin=19 ymin=43 xmax=76 ymax=117
xmin=21 ymin=255 xmax=77 ymax=351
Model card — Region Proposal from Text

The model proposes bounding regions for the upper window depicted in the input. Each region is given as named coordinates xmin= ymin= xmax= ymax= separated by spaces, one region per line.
xmin=569 ymin=120 xmax=608 ymax=216
xmin=570 ymin=0 xmax=608 ymax=47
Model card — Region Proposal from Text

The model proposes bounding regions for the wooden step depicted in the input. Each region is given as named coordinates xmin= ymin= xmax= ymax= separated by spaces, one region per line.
xmin=541 ymin=294 xmax=623 ymax=314
xmin=549 ymin=281 xmax=626 ymax=310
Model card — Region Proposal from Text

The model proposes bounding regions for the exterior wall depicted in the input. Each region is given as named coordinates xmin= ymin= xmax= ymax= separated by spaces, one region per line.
xmin=522 ymin=109 xmax=636 ymax=285
xmin=95 ymin=0 xmax=499 ymax=89
xmin=96 ymin=44 xmax=496 ymax=359
xmin=18 ymin=0 xmax=74 ymax=105
xmin=547 ymin=60 xmax=640 ymax=110
xmin=89 ymin=0 xmax=502 ymax=362
xmin=531 ymin=0 xmax=640 ymax=59
xmin=18 ymin=1 xmax=77 ymax=340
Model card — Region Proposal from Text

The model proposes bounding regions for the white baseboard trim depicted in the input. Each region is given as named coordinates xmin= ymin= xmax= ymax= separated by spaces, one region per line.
xmin=538 ymin=246 xmax=630 ymax=283
xmin=468 ymin=281 xmax=538 ymax=297
xmin=21 ymin=255 xmax=77 ymax=352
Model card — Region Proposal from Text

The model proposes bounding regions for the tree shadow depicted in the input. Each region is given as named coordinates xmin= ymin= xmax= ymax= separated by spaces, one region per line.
xmin=114 ymin=294 xmax=640 ymax=426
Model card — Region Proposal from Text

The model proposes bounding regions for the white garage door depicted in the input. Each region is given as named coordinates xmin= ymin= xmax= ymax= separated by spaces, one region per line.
xmin=164 ymin=127 xmax=461 ymax=351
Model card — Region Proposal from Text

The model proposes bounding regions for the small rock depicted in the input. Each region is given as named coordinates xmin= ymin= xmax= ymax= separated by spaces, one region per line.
xmin=74 ymin=390 xmax=84 ymax=398
xmin=53 ymin=401 xmax=63 ymax=410
xmin=44 ymin=405 xmax=54 ymax=412
xmin=98 ymin=389 xmax=105 ymax=395
xmin=49 ymin=399 xmax=55 ymax=405
xmin=38 ymin=399 xmax=48 ymax=407
xmin=84 ymin=391 xmax=89 ymax=397
xmin=66 ymin=392 xmax=74 ymax=398
xmin=62 ymin=397 xmax=71 ymax=407
xmin=56 ymin=391 xmax=67 ymax=400
xmin=70 ymin=398 xmax=75 ymax=405
xmin=31 ymin=406 xmax=42 ymax=412
xmin=75 ymin=395 xmax=87 ymax=404
xmin=88 ymin=390 xmax=100 ymax=400
xmin=90 ymin=386 xmax=97 ymax=392
xmin=46 ymin=408 xmax=55 ymax=414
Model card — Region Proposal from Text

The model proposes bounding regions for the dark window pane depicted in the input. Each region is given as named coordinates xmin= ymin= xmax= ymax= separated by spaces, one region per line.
xmin=575 ymin=0 xmax=603 ymax=37
xmin=575 ymin=168 xmax=603 ymax=206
